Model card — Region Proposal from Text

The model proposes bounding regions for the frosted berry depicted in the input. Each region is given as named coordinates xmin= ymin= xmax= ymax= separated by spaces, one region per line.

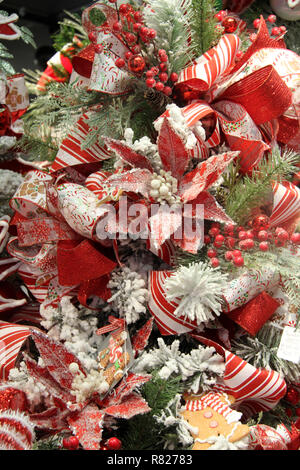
xmin=277 ymin=229 xmax=289 ymax=242
xmin=268 ymin=14 xmax=277 ymax=23
xmin=125 ymin=51 xmax=133 ymax=60
xmin=280 ymin=26 xmax=287 ymax=33
xmin=160 ymin=54 xmax=168 ymax=63
xmin=94 ymin=44 xmax=104 ymax=54
xmin=63 ymin=436 xmax=79 ymax=450
xmin=253 ymin=18 xmax=261 ymax=29
xmin=285 ymin=387 xmax=300 ymax=405
xmin=209 ymin=227 xmax=220 ymax=237
xmin=170 ymin=72 xmax=178 ymax=83
xmin=232 ymin=249 xmax=242 ymax=257
xmin=234 ymin=256 xmax=244 ymax=267
xmin=271 ymin=27 xmax=281 ymax=36
xmin=291 ymin=233 xmax=300 ymax=245
xmin=163 ymin=86 xmax=172 ymax=96
xmin=133 ymin=23 xmax=142 ymax=32
xmin=211 ymin=258 xmax=220 ymax=268
xmin=225 ymin=251 xmax=233 ymax=261
xmin=113 ymin=22 xmax=122 ymax=32
xmin=119 ymin=4 xmax=129 ymax=14
xmin=204 ymin=235 xmax=211 ymax=244
xmin=258 ymin=230 xmax=268 ymax=241
xmin=238 ymin=231 xmax=247 ymax=240
xmin=215 ymin=234 xmax=224 ymax=245
xmin=159 ymin=72 xmax=168 ymax=83
xmin=88 ymin=31 xmax=97 ymax=43
xmin=146 ymin=78 xmax=156 ymax=88
xmin=115 ymin=58 xmax=125 ymax=68
xmin=225 ymin=237 xmax=236 ymax=249
xmin=148 ymin=29 xmax=157 ymax=39
xmin=207 ymin=249 xmax=217 ymax=259
xmin=155 ymin=82 xmax=164 ymax=92
xmin=259 ymin=241 xmax=269 ymax=252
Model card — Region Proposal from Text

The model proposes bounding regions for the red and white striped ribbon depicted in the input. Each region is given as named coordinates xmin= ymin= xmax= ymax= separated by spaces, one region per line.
xmin=213 ymin=350 xmax=287 ymax=417
xmin=177 ymin=34 xmax=241 ymax=93
xmin=0 ymin=322 xmax=31 ymax=380
xmin=148 ymin=271 xmax=198 ymax=335
xmin=51 ymin=112 xmax=111 ymax=173
xmin=270 ymin=181 xmax=300 ymax=228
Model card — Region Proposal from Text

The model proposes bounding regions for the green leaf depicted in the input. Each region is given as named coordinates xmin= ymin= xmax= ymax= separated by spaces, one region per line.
xmin=0 ymin=59 xmax=15 ymax=75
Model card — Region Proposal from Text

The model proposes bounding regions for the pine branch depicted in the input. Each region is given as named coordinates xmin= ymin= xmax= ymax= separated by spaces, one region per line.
xmin=191 ymin=0 xmax=220 ymax=56
xmin=144 ymin=0 xmax=196 ymax=74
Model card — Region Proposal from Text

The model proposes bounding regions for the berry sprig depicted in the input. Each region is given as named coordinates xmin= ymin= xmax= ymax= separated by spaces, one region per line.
xmin=205 ymin=216 xmax=300 ymax=269
xmin=253 ymin=14 xmax=287 ymax=37
xmin=90 ymin=1 xmax=178 ymax=97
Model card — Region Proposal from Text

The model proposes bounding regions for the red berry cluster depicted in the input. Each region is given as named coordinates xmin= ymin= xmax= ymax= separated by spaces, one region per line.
xmin=253 ymin=14 xmax=286 ymax=37
xmin=205 ymin=216 xmax=300 ymax=268
xmin=90 ymin=2 xmax=178 ymax=96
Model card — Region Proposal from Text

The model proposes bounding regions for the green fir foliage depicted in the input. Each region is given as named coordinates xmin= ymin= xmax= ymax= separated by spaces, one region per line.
xmin=122 ymin=373 xmax=183 ymax=450
xmin=191 ymin=0 xmax=220 ymax=55
xmin=52 ymin=11 xmax=88 ymax=52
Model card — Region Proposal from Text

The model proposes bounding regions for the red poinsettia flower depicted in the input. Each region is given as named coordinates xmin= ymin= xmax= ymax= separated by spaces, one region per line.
xmin=100 ymin=118 xmax=238 ymax=253
xmin=18 ymin=329 xmax=151 ymax=450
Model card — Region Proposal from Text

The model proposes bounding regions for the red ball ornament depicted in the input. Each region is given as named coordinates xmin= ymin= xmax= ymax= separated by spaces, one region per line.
xmin=170 ymin=72 xmax=178 ymax=83
xmin=215 ymin=234 xmax=224 ymax=245
xmin=128 ymin=55 xmax=146 ymax=74
xmin=277 ymin=229 xmax=289 ymax=242
xmin=107 ymin=437 xmax=122 ymax=450
xmin=125 ymin=51 xmax=133 ymax=61
xmin=252 ymin=215 xmax=270 ymax=231
xmin=285 ymin=387 xmax=300 ymax=405
xmin=222 ymin=16 xmax=238 ymax=33
xmin=63 ymin=436 xmax=79 ymax=450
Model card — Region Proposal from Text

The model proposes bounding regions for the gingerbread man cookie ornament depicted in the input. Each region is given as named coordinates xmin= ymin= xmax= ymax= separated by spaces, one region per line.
xmin=181 ymin=391 xmax=250 ymax=450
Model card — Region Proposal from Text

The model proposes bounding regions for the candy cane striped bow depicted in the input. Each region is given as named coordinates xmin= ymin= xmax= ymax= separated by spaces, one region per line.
xmin=270 ymin=181 xmax=300 ymax=230
xmin=0 ymin=322 xmax=31 ymax=380
xmin=51 ymin=111 xmax=111 ymax=173
xmin=172 ymin=19 xmax=300 ymax=173
xmin=191 ymin=335 xmax=287 ymax=418
xmin=72 ymin=2 xmax=132 ymax=95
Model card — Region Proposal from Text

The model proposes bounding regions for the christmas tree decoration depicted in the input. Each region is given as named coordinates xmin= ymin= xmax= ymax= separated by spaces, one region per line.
xmin=0 ymin=0 xmax=300 ymax=452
